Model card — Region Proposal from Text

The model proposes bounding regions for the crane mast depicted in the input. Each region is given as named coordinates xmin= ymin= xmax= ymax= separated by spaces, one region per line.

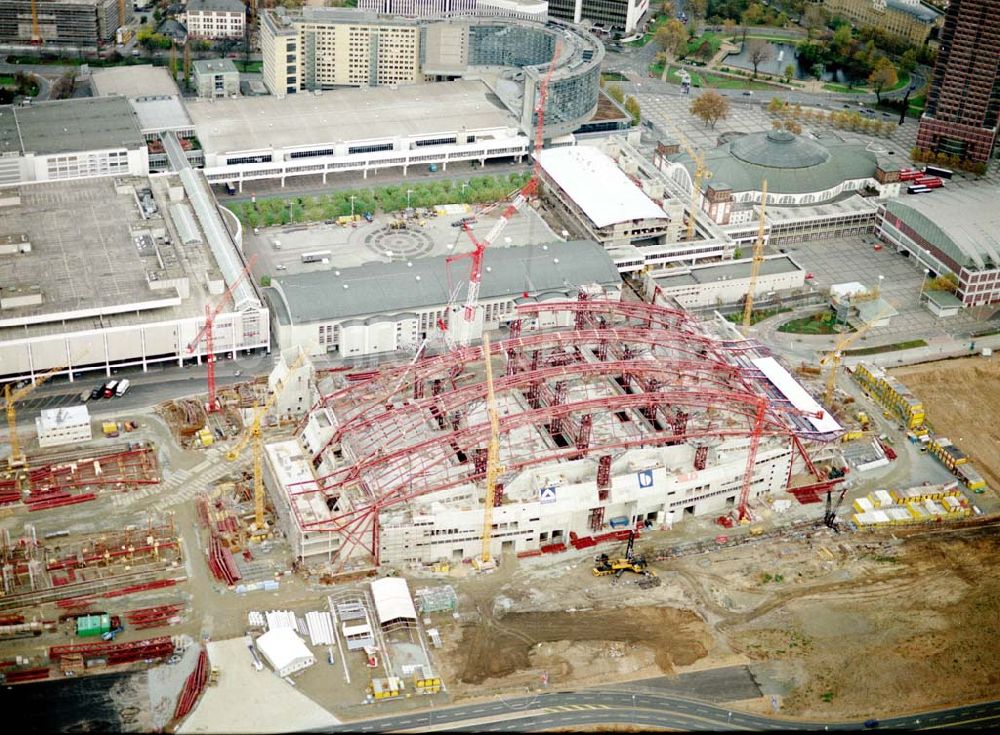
xmin=669 ymin=126 xmax=712 ymax=241
xmin=4 ymin=365 xmax=65 ymax=468
xmin=742 ymin=179 xmax=769 ymax=329
xmin=476 ymin=332 xmax=503 ymax=569
xmin=186 ymin=254 xmax=258 ymax=412
xmin=819 ymin=308 xmax=890 ymax=406
xmin=444 ymin=42 xmax=561 ymax=347
xmin=227 ymin=351 xmax=308 ymax=534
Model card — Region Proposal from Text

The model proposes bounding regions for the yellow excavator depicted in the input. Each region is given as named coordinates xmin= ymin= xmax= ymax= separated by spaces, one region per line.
xmin=592 ymin=531 xmax=659 ymax=586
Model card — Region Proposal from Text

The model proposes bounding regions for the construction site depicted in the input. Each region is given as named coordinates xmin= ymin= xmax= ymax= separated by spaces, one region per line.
xmin=1 ymin=39 xmax=999 ymax=732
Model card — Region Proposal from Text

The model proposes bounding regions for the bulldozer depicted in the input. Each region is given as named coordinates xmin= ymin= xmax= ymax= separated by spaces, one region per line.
xmin=592 ymin=531 xmax=659 ymax=586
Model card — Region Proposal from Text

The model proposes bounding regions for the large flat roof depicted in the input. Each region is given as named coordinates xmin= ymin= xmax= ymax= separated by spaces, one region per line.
xmin=0 ymin=176 xmax=227 ymax=340
xmin=752 ymin=356 xmax=843 ymax=436
xmin=884 ymin=186 xmax=1000 ymax=272
xmin=0 ymin=106 xmax=19 ymax=156
xmin=539 ymin=146 xmax=668 ymax=228
xmin=655 ymin=255 xmax=802 ymax=287
xmin=185 ymin=80 xmax=516 ymax=155
xmin=90 ymin=65 xmax=180 ymax=99
xmin=14 ymin=97 xmax=144 ymax=155
xmin=267 ymin=240 xmax=621 ymax=324
xmin=130 ymin=96 xmax=192 ymax=132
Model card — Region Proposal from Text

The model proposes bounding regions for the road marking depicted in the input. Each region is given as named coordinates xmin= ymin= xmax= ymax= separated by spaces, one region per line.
xmin=922 ymin=714 xmax=1000 ymax=730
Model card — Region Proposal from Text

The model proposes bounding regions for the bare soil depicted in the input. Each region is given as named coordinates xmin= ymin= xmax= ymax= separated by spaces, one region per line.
xmin=892 ymin=357 xmax=1000 ymax=488
xmin=455 ymin=606 xmax=711 ymax=685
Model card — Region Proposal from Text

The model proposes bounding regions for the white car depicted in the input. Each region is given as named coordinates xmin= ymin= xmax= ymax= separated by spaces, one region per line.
xmin=275 ymin=264 xmax=287 ymax=271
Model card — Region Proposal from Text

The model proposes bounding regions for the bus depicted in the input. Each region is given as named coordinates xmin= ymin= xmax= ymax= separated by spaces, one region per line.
xmin=115 ymin=379 xmax=131 ymax=397
xmin=914 ymin=176 xmax=943 ymax=188
xmin=923 ymin=165 xmax=953 ymax=179
xmin=907 ymin=185 xmax=932 ymax=195
xmin=301 ymin=250 xmax=331 ymax=263
xmin=898 ymin=169 xmax=922 ymax=181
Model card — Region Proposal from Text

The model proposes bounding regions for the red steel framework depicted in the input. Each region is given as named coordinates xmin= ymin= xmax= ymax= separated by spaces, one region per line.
xmin=285 ymin=300 xmax=835 ymax=568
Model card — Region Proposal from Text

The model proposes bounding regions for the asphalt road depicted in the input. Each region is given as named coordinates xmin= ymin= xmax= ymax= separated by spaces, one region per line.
xmin=319 ymin=688 xmax=1000 ymax=732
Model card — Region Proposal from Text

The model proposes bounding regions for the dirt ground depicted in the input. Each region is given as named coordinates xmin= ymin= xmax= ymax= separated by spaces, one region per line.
xmin=892 ymin=356 xmax=1000 ymax=488
xmin=428 ymin=519 xmax=1000 ymax=722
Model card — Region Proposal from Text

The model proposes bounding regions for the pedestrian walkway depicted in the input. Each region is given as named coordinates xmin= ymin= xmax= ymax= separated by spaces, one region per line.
xmin=112 ymin=450 xmax=235 ymax=509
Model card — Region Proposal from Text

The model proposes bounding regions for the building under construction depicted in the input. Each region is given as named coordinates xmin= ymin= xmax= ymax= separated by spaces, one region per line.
xmin=0 ymin=0 xmax=130 ymax=47
xmin=262 ymin=299 xmax=843 ymax=569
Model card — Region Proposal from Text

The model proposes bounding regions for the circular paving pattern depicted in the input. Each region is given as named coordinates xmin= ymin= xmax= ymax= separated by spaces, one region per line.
xmin=364 ymin=225 xmax=435 ymax=260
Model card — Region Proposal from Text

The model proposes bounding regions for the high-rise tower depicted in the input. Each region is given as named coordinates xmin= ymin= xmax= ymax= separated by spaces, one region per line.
xmin=915 ymin=0 xmax=1000 ymax=163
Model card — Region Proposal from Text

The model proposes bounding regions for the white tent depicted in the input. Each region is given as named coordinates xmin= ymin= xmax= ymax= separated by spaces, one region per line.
xmin=370 ymin=577 xmax=418 ymax=628
xmin=256 ymin=627 xmax=316 ymax=678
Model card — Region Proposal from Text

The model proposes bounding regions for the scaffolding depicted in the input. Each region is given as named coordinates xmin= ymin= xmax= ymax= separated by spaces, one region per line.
xmin=414 ymin=585 xmax=457 ymax=614
xmin=280 ymin=299 xmax=832 ymax=569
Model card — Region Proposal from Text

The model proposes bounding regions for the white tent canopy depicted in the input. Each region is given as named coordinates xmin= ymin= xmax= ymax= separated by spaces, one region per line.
xmin=256 ymin=627 xmax=315 ymax=677
xmin=370 ymin=578 xmax=418 ymax=627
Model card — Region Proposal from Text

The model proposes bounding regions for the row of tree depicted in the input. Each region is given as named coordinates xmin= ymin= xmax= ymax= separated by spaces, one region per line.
xmin=603 ymin=83 xmax=642 ymax=126
xmin=910 ymin=148 xmax=989 ymax=176
xmin=767 ymin=99 xmax=898 ymax=137
xmin=232 ymin=173 xmax=532 ymax=229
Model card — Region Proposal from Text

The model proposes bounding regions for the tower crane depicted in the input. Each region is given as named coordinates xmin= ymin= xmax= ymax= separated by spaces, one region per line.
xmin=441 ymin=41 xmax=561 ymax=348
xmin=818 ymin=306 xmax=893 ymax=407
xmin=226 ymin=350 xmax=308 ymax=537
xmin=669 ymin=126 xmax=712 ymax=241
xmin=186 ymin=254 xmax=258 ymax=413
xmin=741 ymin=179 xmax=769 ymax=329
xmin=472 ymin=331 xmax=503 ymax=571
xmin=30 ymin=0 xmax=42 ymax=45
xmin=4 ymin=365 xmax=67 ymax=468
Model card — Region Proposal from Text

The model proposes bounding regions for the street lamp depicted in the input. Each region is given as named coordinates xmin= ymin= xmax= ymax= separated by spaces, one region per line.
xmin=461 ymin=183 xmax=469 ymax=199
xmin=350 ymin=195 xmax=356 ymax=218
xmin=406 ymin=189 xmax=414 ymax=209
xmin=876 ymin=274 xmax=884 ymax=299
xmin=919 ymin=267 xmax=930 ymax=302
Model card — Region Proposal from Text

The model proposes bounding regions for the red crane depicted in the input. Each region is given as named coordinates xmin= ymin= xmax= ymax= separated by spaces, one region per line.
xmin=441 ymin=41 xmax=562 ymax=345
xmin=186 ymin=254 xmax=258 ymax=413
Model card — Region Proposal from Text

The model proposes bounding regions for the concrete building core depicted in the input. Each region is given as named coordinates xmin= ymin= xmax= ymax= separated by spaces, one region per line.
xmin=263 ymin=300 xmax=842 ymax=569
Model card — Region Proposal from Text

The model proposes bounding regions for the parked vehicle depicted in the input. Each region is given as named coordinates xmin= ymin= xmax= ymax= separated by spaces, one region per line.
xmin=923 ymin=165 xmax=953 ymax=179
xmin=102 ymin=380 xmax=118 ymax=398
xmin=79 ymin=389 xmax=92 ymax=403
xmin=115 ymin=379 xmax=130 ymax=397
xmin=90 ymin=385 xmax=104 ymax=400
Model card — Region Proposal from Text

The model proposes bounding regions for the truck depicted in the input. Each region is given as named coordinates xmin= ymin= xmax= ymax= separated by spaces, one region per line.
xmin=102 ymin=422 xmax=120 ymax=438
xmin=115 ymin=379 xmax=130 ymax=397
xmin=102 ymin=380 xmax=118 ymax=398
xmin=336 ymin=214 xmax=361 ymax=226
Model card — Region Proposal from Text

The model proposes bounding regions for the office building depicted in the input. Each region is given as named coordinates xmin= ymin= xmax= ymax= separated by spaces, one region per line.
xmin=915 ymin=0 xmax=1000 ymax=162
xmin=819 ymin=0 xmax=942 ymax=46
xmin=547 ymin=0 xmax=649 ymax=34
xmin=192 ymin=58 xmax=241 ymax=98
xmin=0 ymin=0 xmax=130 ymax=46
xmin=184 ymin=0 xmax=246 ymax=40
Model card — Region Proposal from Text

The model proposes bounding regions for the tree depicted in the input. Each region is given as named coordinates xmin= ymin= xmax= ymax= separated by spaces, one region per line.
xmin=656 ymin=19 xmax=688 ymax=81
xmin=741 ymin=3 xmax=766 ymax=25
xmin=662 ymin=0 xmax=675 ymax=15
xmin=868 ymin=57 xmax=897 ymax=104
xmin=831 ymin=24 xmax=852 ymax=55
xmin=746 ymin=38 xmax=772 ymax=78
xmin=784 ymin=120 xmax=802 ymax=134
xmin=624 ymin=95 xmax=641 ymax=126
xmin=802 ymin=4 xmax=825 ymax=40
xmin=723 ymin=19 xmax=736 ymax=39
xmin=784 ymin=63 xmax=796 ymax=82
xmin=690 ymin=90 xmax=730 ymax=128
xmin=688 ymin=0 xmax=708 ymax=20
xmin=767 ymin=96 xmax=786 ymax=113
xmin=49 ymin=69 xmax=77 ymax=100
xmin=606 ymin=83 xmax=625 ymax=104
xmin=899 ymin=48 xmax=918 ymax=74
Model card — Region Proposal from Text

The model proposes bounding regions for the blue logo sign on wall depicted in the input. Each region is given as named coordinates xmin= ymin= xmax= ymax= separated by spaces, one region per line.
xmin=539 ymin=486 xmax=557 ymax=504
xmin=637 ymin=469 xmax=654 ymax=489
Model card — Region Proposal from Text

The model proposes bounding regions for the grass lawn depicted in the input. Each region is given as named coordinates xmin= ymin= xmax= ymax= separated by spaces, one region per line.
xmin=628 ymin=14 xmax=670 ymax=47
xmin=777 ymin=311 xmax=854 ymax=335
xmin=822 ymin=71 xmax=909 ymax=96
xmin=233 ymin=60 xmax=262 ymax=73
xmin=845 ymin=339 xmax=927 ymax=356
xmin=601 ymin=71 xmax=628 ymax=82
xmin=652 ymin=63 xmax=782 ymax=90
xmin=0 ymin=74 xmax=38 ymax=95
xmin=724 ymin=307 xmax=792 ymax=326
xmin=684 ymin=32 xmax=722 ymax=61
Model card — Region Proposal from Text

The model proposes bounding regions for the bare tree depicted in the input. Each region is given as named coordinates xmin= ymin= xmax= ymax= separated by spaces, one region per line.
xmin=746 ymin=38 xmax=773 ymax=78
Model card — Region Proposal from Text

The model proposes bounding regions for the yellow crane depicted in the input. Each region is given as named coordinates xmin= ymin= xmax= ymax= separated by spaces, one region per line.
xmin=741 ymin=179 xmax=769 ymax=329
xmin=4 ymin=366 xmax=66 ymax=468
xmin=818 ymin=307 xmax=892 ymax=406
xmin=473 ymin=332 xmax=503 ymax=571
xmin=30 ymin=0 xmax=42 ymax=45
xmin=669 ymin=126 xmax=712 ymax=241
xmin=226 ymin=351 xmax=307 ymax=536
